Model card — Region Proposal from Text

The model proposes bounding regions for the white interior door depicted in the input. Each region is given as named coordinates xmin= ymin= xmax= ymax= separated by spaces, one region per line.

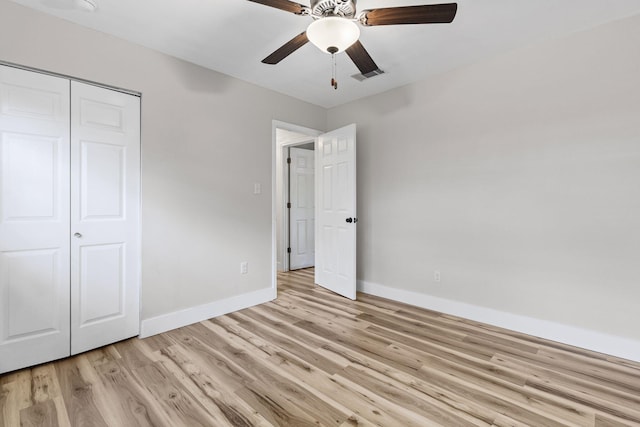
xmin=0 ymin=65 xmax=71 ymax=373
xmin=70 ymin=81 xmax=140 ymax=355
xmin=315 ymin=124 xmax=356 ymax=299
xmin=289 ymin=147 xmax=315 ymax=270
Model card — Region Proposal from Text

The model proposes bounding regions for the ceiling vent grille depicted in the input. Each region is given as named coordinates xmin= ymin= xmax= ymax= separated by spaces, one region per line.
xmin=351 ymin=68 xmax=385 ymax=81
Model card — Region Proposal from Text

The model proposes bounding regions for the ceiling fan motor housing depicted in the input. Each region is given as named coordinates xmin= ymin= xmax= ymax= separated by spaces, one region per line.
xmin=310 ymin=0 xmax=357 ymax=18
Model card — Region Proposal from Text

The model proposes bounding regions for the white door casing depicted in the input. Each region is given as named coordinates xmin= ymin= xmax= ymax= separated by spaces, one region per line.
xmin=315 ymin=124 xmax=357 ymax=300
xmin=289 ymin=147 xmax=315 ymax=270
xmin=70 ymin=81 xmax=140 ymax=355
xmin=0 ymin=65 xmax=71 ymax=372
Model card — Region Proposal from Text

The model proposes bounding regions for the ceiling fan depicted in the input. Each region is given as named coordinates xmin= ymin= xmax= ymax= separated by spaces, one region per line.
xmin=248 ymin=0 xmax=458 ymax=87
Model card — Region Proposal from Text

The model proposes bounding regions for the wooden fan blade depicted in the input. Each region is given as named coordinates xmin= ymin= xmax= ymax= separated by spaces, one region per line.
xmin=345 ymin=40 xmax=381 ymax=76
xmin=362 ymin=3 xmax=457 ymax=26
xmin=262 ymin=32 xmax=309 ymax=64
xmin=247 ymin=0 xmax=306 ymax=15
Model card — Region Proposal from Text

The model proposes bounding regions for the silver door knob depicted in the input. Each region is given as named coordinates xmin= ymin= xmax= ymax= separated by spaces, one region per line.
xmin=74 ymin=232 xmax=82 ymax=238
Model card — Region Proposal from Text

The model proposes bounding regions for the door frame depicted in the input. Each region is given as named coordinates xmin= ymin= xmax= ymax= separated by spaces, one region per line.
xmin=271 ymin=121 xmax=321 ymax=297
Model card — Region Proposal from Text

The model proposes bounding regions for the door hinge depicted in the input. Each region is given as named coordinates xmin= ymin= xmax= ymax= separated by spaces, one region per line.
xmin=287 ymin=157 xmax=291 ymax=164
xmin=287 ymin=247 xmax=291 ymax=253
xmin=287 ymin=202 xmax=291 ymax=209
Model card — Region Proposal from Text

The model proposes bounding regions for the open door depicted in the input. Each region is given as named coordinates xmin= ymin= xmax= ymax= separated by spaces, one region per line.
xmin=315 ymin=124 xmax=356 ymax=299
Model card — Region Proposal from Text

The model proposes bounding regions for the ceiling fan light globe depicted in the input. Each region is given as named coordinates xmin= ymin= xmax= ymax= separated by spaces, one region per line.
xmin=307 ymin=17 xmax=360 ymax=54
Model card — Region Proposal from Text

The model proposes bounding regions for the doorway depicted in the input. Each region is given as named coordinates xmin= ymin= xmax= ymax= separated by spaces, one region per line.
xmin=273 ymin=122 xmax=321 ymax=278
xmin=271 ymin=121 xmax=358 ymax=300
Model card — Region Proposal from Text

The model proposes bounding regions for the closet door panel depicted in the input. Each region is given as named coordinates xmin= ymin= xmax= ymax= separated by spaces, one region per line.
xmin=79 ymin=243 xmax=125 ymax=324
xmin=81 ymin=141 xmax=125 ymax=219
xmin=70 ymin=81 xmax=140 ymax=355
xmin=0 ymin=65 xmax=71 ymax=374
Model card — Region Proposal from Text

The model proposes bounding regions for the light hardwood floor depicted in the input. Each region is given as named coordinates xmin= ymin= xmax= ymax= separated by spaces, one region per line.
xmin=1 ymin=268 xmax=639 ymax=426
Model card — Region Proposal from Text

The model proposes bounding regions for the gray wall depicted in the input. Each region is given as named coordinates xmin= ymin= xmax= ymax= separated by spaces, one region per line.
xmin=328 ymin=13 xmax=640 ymax=341
xmin=0 ymin=0 xmax=326 ymax=320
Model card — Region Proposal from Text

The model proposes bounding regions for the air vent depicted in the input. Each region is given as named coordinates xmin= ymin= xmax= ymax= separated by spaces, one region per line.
xmin=351 ymin=68 xmax=385 ymax=81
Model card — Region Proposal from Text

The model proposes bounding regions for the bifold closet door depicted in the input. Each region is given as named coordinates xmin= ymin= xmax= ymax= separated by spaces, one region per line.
xmin=0 ymin=66 xmax=71 ymax=373
xmin=70 ymin=81 xmax=140 ymax=355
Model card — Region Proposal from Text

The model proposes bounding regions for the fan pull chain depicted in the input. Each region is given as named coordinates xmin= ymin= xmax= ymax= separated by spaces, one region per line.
xmin=330 ymin=53 xmax=338 ymax=90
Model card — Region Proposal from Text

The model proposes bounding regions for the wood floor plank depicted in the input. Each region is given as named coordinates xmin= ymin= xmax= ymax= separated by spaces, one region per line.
xmin=493 ymin=353 xmax=640 ymax=409
xmin=359 ymin=312 xmax=497 ymax=360
xmin=55 ymin=358 xmax=109 ymax=427
xmin=358 ymin=310 xmax=468 ymax=342
xmin=84 ymin=347 xmax=121 ymax=370
xmin=290 ymin=318 xmax=425 ymax=374
xmin=329 ymin=372 xmax=445 ymax=427
xmin=227 ymin=312 xmax=347 ymax=375
xmin=366 ymin=324 xmax=529 ymax=386
xmin=51 ymin=396 xmax=71 ymax=427
xmin=158 ymin=344 xmax=273 ymax=427
xmin=400 ymin=344 xmax=596 ymax=425
xmin=339 ymin=364 xmax=486 ymax=427
xmin=28 ymin=365 xmax=59 ymax=405
xmin=201 ymin=318 xmax=351 ymax=426
xmin=0 ymin=378 xmax=11 ymax=427
xmin=266 ymin=350 xmax=432 ymax=427
xmin=171 ymin=321 xmax=341 ymax=426
xmin=524 ymin=377 xmax=640 ymax=425
xmin=275 ymin=325 xmax=512 ymax=426
xmin=493 ymin=349 xmax=640 ymax=397
xmin=594 ymin=413 xmax=639 ymax=427
xmin=114 ymin=339 xmax=156 ymax=371
xmin=285 ymin=288 xmax=366 ymax=318
xmin=92 ymin=360 xmax=170 ymax=427
xmin=1 ymin=376 xmax=25 ymax=427
xmin=2 ymin=268 xmax=639 ymax=427
xmin=140 ymin=333 xmax=174 ymax=353
xmin=129 ymin=361 xmax=220 ymax=427
xmin=536 ymin=348 xmax=640 ymax=392
xmin=337 ymin=414 xmax=381 ymax=427
xmin=165 ymin=326 xmax=259 ymax=391
xmin=417 ymin=364 xmax=581 ymax=427
xmin=19 ymin=399 xmax=58 ymax=427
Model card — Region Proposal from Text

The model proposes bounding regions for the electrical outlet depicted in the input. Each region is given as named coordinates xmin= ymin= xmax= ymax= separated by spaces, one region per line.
xmin=434 ymin=270 xmax=441 ymax=283
xmin=240 ymin=261 xmax=248 ymax=274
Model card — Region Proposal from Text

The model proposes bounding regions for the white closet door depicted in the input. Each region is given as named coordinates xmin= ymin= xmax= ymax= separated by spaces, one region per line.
xmin=70 ymin=81 xmax=140 ymax=355
xmin=0 ymin=65 xmax=71 ymax=373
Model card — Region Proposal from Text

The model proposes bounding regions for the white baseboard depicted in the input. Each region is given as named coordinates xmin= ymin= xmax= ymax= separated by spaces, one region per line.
xmin=140 ymin=287 xmax=274 ymax=338
xmin=358 ymin=280 xmax=640 ymax=362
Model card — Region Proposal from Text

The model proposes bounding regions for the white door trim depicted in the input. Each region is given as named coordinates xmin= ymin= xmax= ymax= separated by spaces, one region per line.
xmin=272 ymin=121 xmax=321 ymax=298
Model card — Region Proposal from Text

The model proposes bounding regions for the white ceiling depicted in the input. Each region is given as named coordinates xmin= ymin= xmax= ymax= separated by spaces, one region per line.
xmin=10 ymin=0 xmax=640 ymax=108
